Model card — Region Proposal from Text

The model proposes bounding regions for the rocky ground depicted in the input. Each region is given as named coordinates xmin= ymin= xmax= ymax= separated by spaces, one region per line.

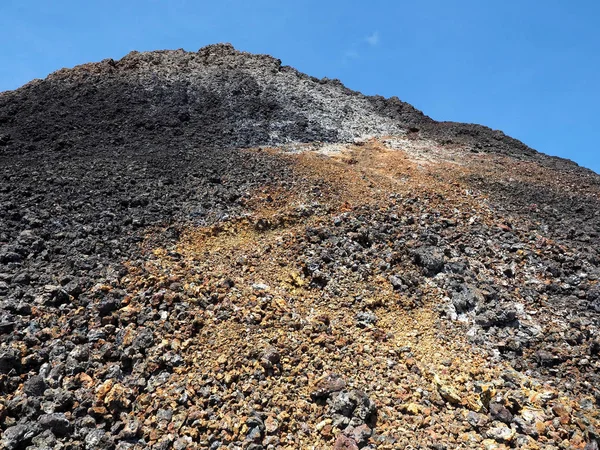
xmin=1 ymin=45 xmax=599 ymax=449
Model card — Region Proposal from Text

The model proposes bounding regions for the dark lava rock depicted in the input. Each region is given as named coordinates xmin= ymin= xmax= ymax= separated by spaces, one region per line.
xmin=389 ymin=275 xmax=403 ymax=291
xmin=47 ymin=388 xmax=75 ymax=411
xmin=475 ymin=307 xmax=517 ymax=328
xmin=30 ymin=430 xmax=60 ymax=449
xmin=0 ymin=320 xmax=15 ymax=333
xmin=12 ymin=272 xmax=31 ymax=285
xmin=489 ymin=402 xmax=513 ymax=424
xmin=466 ymin=411 xmax=489 ymax=429
xmin=328 ymin=389 xmax=377 ymax=428
xmin=413 ymin=246 xmax=445 ymax=276
xmin=535 ymin=350 xmax=565 ymax=367
xmin=2 ymin=423 xmax=41 ymax=450
xmin=246 ymin=425 xmax=263 ymax=443
xmin=131 ymin=328 xmax=154 ymax=352
xmin=260 ymin=347 xmax=281 ymax=371
xmin=85 ymin=429 xmax=112 ymax=450
xmin=23 ymin=375 xmax=47 ymax=397
xmin=355 ymin=311 xmax=378 ymax=327
xmin=98 ymin=298 xmax=121 ymax=316
xmin=44 ymin=286 xmax=70 ymax=306
xmin=452 ymin=285 xmax=484 ymax=314
xmin=38 ymin=412 xmax=72 ymax=436
xmin=0 ymin=251 xmax=22 ymax=264
xmin=588 ymin=287 xmax=600 ymax=312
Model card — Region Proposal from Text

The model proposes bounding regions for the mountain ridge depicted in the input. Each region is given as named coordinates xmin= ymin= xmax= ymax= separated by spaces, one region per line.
xmin=0 ymin=43 xmax=590 ymax=174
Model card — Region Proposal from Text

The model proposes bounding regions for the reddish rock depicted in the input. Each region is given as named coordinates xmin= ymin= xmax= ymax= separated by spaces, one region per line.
xmin=334 ymin=434 xmax=359 ymax=450
xmin=311 ymin=373 xmax=346 ymax=400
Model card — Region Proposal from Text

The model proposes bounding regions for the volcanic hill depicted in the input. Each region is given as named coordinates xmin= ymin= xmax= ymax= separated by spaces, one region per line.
xmin=1 ymin=43 xmax=599 ymax=450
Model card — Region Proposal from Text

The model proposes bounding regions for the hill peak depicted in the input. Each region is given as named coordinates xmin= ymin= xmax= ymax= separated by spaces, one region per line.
xmin=0 ymin=44 xmax=585 ymax=173
xmin=44 ymin=43 xmax=284 ymax=83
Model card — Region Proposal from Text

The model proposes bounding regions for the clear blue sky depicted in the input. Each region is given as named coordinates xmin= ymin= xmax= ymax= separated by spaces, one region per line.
xmin=1 ymin=0 xmax=598 ymax=173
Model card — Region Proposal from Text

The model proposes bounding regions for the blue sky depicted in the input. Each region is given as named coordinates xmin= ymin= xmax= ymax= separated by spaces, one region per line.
xmin=1 ymin=0 xmax=598 ymax=173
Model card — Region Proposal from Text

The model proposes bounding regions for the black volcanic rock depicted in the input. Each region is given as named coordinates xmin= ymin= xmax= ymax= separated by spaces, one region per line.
xmin=0 ymin=43 xmax=580 ymax=172
xmin=0 ymin=43 xmax=428 ymax=154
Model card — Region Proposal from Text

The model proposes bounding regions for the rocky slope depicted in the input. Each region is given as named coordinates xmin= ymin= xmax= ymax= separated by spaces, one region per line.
xmin=0 ymin=44 xmax=599 ymax=450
